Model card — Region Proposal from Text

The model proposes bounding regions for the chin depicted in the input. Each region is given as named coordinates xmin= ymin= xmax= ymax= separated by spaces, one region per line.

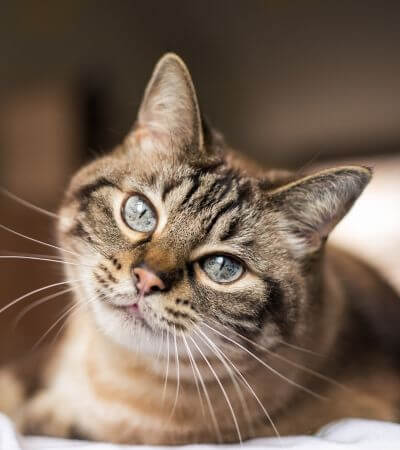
xmin=90 ymin=299 xmax=164 ymax=355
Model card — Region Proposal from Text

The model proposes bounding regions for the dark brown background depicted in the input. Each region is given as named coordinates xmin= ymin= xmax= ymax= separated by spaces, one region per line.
xmin=1 ymin=1 xmax=400 ymax=363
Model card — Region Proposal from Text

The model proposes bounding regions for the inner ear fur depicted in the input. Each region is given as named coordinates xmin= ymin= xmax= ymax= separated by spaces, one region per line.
xmin=268 ymin=166 xmax=372 ymax=258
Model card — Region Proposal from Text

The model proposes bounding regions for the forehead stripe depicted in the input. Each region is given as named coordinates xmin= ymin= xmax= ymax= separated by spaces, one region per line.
xmin=180 ymin=173 xmax=201 ymax=206
xmin=162 ymin=178 xmax=184 ymax=201
xmin=205 ymin=199 xmax=238 ymax=235
xmin=219 ymin=217 xmax=239 ymax=241
xmin=197 ymin=177 xmax=230 ymax=210
xmin=74 ymin=177 xmax=117 ymax=210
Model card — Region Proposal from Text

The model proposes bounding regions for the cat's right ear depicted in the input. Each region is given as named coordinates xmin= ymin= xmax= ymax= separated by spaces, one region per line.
xmin=125 ymin=53 xmax=204 ymax=157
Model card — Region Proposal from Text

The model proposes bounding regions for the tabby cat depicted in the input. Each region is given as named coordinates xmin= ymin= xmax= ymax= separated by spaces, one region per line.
xmin=1 ymin=53 xmax=400 ymax=444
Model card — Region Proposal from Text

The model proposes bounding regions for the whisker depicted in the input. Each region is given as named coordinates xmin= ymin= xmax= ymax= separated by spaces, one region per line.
xmin=14 ymin=286 xmax=76 ymax=326
xmin=0 ymin=279 xmax=81 ymax=316
xmin=202 ymin=322 xmax=326 ymax=401
xmin=32 ymin=302 xmax=80 ymax=350
xmin=181 ymin=331 xmax=222 ymax=442
xmin=33 ymin=291 xmax=99 ymax=351
xmin=192 ymin=327 xmax=255 ymax=438
xmin=49 ymin=293 xmax=99 ymax=348
xmin=209 ymin=317 xmax=321 ymax=357
xmin=0 ymin=223 xmax=81 ymax=258
xmin=180 ymin=331 xmax=206 ymax=419
xmin=49 ymin=308 xmax=76 ymax=349
xmin=277 ymin=340 xmax=323 ymax=357
xmin=156 ymin=328 xmax=164 ymax=362
xmin=0 ymin=255 xmax=93 ymax=268
xmin=162 ymin=328 xmax=170 ymax=402
xmin=194 ymin=326 xmax=280 ymax=439
xmin=189 ymin=335 xmax=243 ymax=445
xmin=1 ymin=250 xmax=64 ymax=260
xmin=0 ymin=187 xmax=60 ymax=219
xmin=168 ymin=325 xmax=180 ymax=420
xmin=213 ymin=320 xmax=346 ymax=391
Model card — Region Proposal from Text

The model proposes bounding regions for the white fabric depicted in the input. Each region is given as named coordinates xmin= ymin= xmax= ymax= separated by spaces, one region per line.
xmin=1 ymin=413 xmax=400 ymax=449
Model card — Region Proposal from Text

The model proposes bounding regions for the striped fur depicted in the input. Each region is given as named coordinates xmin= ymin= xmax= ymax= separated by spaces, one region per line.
xmin=2 ymin=53 xmax=400 ymax=444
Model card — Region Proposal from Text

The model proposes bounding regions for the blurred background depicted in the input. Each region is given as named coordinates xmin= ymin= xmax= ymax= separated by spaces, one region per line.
xmin=0 ymin=0 xmax=399 ymax=363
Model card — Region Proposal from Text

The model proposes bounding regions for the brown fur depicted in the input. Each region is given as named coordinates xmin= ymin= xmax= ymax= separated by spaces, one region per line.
xmin=1 ymin=53 xmax=400 ymax=444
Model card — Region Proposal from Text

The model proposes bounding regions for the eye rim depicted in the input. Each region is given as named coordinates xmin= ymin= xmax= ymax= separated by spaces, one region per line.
xmin=198 ymin=253 xmax=246 ymax=285
xmin=121 ymin=192 xmax=158 ymax=234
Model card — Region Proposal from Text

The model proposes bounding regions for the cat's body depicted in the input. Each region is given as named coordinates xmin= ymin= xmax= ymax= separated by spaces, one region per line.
xmin=1 ymin=54 xmax=400 ymax=444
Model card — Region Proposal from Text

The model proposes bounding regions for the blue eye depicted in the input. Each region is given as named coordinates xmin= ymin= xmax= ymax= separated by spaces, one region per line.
xmin=123 ymin=195 xmax=157 ymax=233
xmin=201 ymin=255 xmax=244 ymax=283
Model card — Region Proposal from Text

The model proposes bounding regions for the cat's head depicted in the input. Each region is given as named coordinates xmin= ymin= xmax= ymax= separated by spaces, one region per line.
xmin=58 ymin=54 xmax=371 ymax=354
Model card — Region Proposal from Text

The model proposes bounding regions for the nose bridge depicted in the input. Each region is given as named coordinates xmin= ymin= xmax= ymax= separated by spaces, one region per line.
xmin=144 ymin=241 xmax=179 ymax=273
xmin=132 ymin=242 xmax=182 ymax=295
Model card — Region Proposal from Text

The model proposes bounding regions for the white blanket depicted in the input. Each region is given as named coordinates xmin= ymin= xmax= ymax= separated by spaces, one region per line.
xmin=1 ymin=413 xmax=400 ymax=450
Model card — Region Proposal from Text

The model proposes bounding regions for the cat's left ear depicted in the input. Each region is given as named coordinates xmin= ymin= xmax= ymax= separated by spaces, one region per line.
xmin=127 ymin=53 xmax=204 ymax=156
xmin=269 ymin=166 xmax=372 ymax=259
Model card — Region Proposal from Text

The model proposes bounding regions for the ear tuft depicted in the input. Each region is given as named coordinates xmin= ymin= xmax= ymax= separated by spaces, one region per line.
xmin=130 ymin=53 xmax=203 ymax=156
xmin=270 ymin=166 xmax=372 ymax=258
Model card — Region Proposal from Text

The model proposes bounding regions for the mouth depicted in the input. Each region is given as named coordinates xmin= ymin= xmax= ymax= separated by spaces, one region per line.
xmin=123 ymin=302 xmax=143 ymax=318
xmin=112 ymin=300 xmax=144 ymax=319
xmin=108 ymin=298 xmax=157 ymax=332
xmin=103 ymin=295 xmax=192 ymax=335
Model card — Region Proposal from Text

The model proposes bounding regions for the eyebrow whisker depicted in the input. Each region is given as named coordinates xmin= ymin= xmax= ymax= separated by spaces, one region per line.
xmin=0 ymin=255 xmax=94 ymax=268
xmin=14 ymin=286 xmax=76 ymax=326
xmin=0 ymin=279 xmax=83 ymax=316
xmin=0 ymin=187 xmax=60 ymax=219
xmin=0 ymin=223 xmax=81 ymax=258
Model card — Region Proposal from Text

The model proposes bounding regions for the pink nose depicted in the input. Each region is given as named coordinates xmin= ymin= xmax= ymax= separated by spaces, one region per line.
xmin=133 ymin=267 xmax=166 ymax=296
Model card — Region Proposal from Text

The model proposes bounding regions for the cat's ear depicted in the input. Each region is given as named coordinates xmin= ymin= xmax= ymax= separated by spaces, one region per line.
xmin=128 ymin=53 xmax=204 ymax=156
xmin=269 ymin=166 xmax=372 ymax=258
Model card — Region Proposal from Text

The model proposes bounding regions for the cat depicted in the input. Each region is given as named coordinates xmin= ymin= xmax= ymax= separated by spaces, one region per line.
xmin=1 ymin=53 xmax=400 ymax=445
